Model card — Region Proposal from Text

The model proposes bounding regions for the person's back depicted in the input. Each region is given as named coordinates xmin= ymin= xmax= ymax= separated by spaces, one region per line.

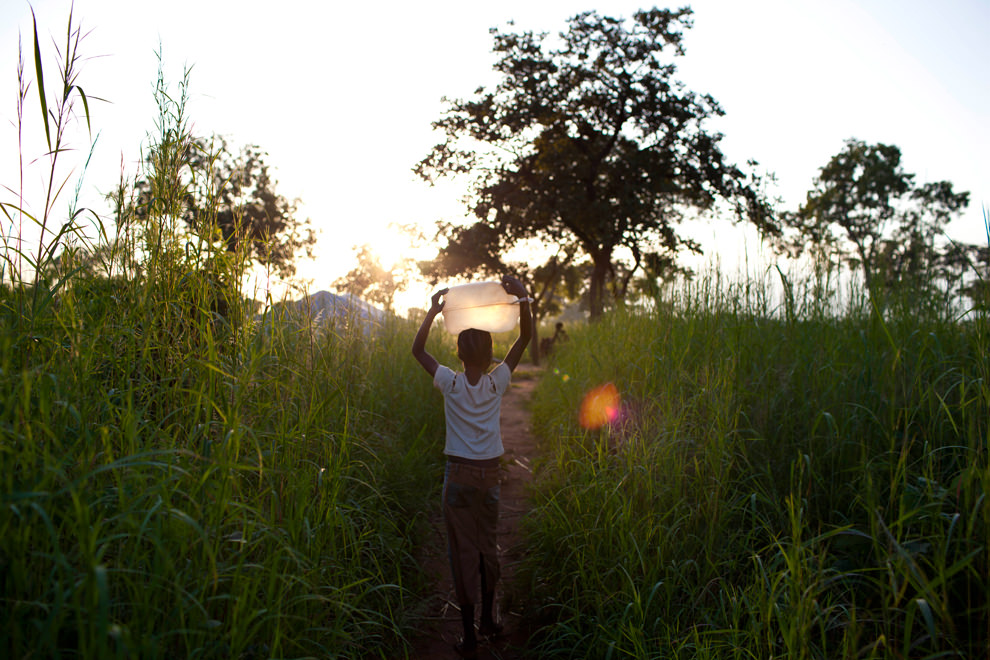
xmin=433 ymin=328 xmax=510 ymax=463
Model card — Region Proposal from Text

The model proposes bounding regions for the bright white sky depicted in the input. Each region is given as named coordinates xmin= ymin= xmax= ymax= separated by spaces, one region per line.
xmin=2 ymin=0 xmax=988 ymax=309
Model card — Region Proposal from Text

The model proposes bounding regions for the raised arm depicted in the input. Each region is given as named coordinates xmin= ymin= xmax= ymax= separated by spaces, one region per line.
xmin=412 ymin=288 xmax=447 ymax=377
xmin=501 ymin=275 xmax=532 ymax=372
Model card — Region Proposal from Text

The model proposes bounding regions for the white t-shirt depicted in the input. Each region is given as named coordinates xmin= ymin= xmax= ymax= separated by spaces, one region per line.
xmin=433 ymin=362 xmax=511 ymax=460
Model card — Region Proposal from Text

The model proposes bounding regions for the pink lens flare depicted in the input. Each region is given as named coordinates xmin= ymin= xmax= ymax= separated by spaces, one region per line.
xmin=579 ymin=382 xmax=621 ymax=430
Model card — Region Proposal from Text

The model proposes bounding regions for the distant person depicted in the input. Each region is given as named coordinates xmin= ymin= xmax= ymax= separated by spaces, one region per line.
xmin=412 ymin=275 xmax=533 ymax=658
xmin=540 ymin=321 xmax=569 ymax=358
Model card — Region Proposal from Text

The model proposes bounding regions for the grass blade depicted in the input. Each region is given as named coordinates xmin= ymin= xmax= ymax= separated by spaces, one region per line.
xmin=30 ymin=8 xmax=51 ymax=150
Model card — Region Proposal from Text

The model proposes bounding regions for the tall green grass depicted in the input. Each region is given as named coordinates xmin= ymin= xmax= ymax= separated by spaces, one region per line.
xmin=5 ymin=10 xmax=988 ymax=660
xmin=0 ymin=13 xmax=454 ymax=657
xmin=523 ymin=266 xmax=988 ymax=658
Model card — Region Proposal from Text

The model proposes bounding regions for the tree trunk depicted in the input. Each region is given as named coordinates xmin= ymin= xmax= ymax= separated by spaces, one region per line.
xmin=529 ymin=301 xmax=542 ymax=365
xmin=859 ymin=243 xmax=882 ymax=310
xmin=589 ymin=256 xmax=609 ymax=319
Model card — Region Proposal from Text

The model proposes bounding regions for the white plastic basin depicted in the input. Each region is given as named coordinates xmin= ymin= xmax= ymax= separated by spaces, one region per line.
xmin=441 ymin=282 xmax=523 ymax=334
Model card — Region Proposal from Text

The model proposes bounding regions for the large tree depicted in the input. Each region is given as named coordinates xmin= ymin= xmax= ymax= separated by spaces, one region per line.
xmin=784 ymin=139 xmax=969 ymax=302
xmin=133 ymin=135 xmax=315 ymax=279
xmin=415 ymin=7 xmax=776 ymax=318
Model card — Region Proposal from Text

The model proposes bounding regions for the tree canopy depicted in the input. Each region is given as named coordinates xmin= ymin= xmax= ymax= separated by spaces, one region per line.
xmin=784 ymin=139 xmax=970 ymax=303
xmin=415 ymin=7 xmax=777 ymax=318
xmin=132 ymin=135 xmax=315 ymax=279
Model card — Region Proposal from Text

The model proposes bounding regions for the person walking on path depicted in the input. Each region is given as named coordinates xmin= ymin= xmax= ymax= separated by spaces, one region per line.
xmin=411 ymin=275 xmax=533 ymax=658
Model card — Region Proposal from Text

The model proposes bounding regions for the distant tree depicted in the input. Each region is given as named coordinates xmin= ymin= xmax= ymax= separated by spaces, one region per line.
xmin=528 ymin=248 xmax=585 ymax=320
xmin=938 ymin=240 xmax=989 ymax=311
xmin=334 ymin=244 xmax=412 ymax=313
xmin=415 ymin=7 xmax=776 ymax=318
xmin=132 ymin=135 xmax=315 ymax=279
xmin=784 ymin=139 xmax=969 ymax=302
xmin=630 ymin=251 xmax=692 ymax=302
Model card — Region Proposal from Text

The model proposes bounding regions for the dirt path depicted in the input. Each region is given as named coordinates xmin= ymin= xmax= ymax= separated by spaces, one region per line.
xmin=400 ymin=363 xmax=541 ymax=659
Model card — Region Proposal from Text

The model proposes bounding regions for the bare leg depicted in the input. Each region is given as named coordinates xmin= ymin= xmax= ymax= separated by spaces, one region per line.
xmin=456 ymin=603 xmax=477 ymax=658
xmin=479 ymin=555 xmax=502 ymax=637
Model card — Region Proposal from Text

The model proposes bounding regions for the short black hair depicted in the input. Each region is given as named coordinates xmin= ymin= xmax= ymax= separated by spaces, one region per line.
xmin=457 ymin=328 xmax=493 ymax=368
